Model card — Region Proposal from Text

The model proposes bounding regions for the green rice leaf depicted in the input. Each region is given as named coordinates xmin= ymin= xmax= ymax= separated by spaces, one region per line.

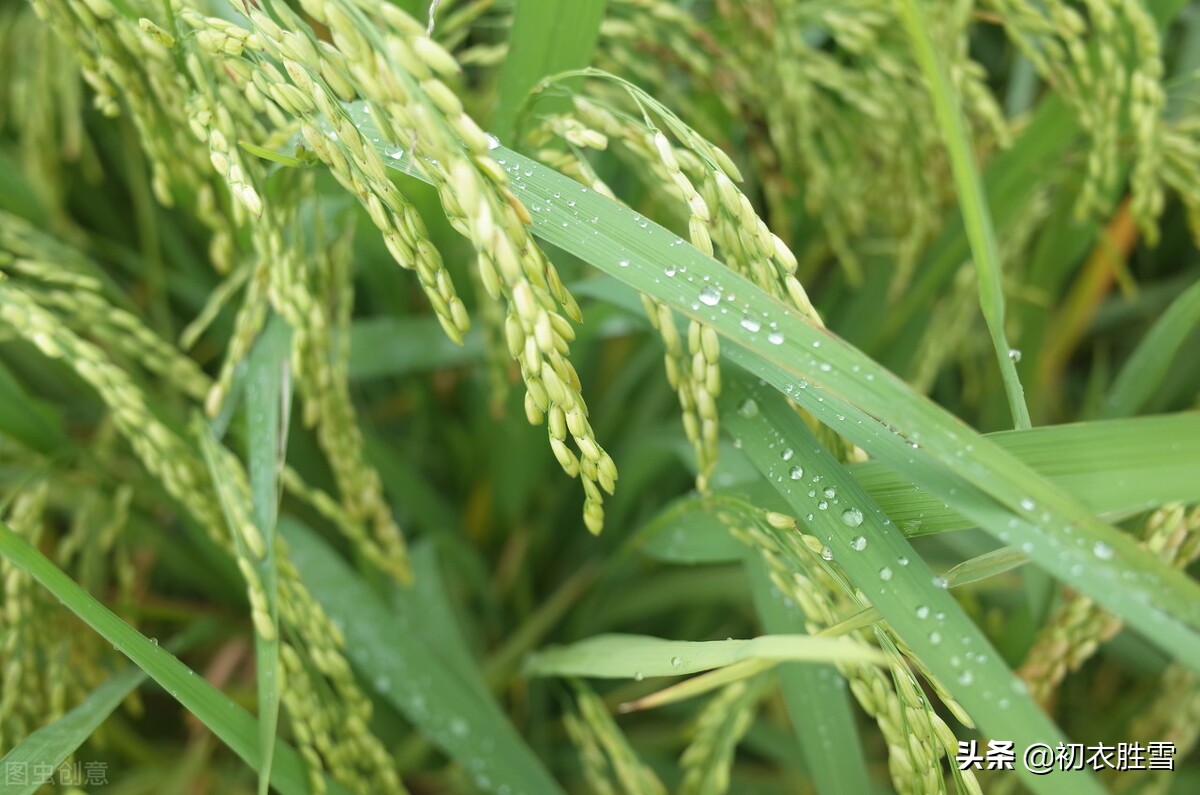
xmin=358 ymin=108 xmax=1200 ymax=670
xmin=0 ymin=667 xmax=145 ymax=795
xmin=1099 ymin=277 xmax=1200 ymax=418
xmin=899 ymin=0 xmax=1029 ymax=429
xmin=618 ymin=658 xmax=777 ymax=713
xmin=243 ymin=314 xmax=291 ymax=795
xmin=493 ymin=0 xmax=607 ymax=142
xmin=348 ymin=317 xmax=484 ymax=379
xmin=0 ymin=519 xmax=348 ymax=795
xmin=280 ymin=517 xmax=567 ymax=795
xmin=744 ymin=554 xmax=873 ymax=795
xmin=524 ymin=633 xmax=886 ymax=679
xmin=0 ymin=358 xmax=69 ymax=455
xmin=853 ymin=414 xmax=1200 ymax=536
xmin=641 ymin=413 xmax=1200 ymax=564
xmin=721 ymin=375 xmax=1104 ymax=795
xmin=0 ymin=625 xmax=210 ymax=795
xmin=637 ymin=497 xmax=744 ymax=564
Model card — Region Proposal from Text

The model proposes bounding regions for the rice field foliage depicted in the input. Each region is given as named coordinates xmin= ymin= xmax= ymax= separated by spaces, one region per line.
xmin=1 ymin=0 xmax=1199 ymax=793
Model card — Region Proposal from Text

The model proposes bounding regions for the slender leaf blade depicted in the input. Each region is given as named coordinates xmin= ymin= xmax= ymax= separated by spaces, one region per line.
xmin=0 ymin=520 xmax=347 ymax=795
xmin=0 ymin=667 xmax=145 ymax=795
xmin=357 ymin=99 xmax=1200 ymax=678
xmin=721 ymin=375 xmax=1104 ymax=795
xmin=493 ymin=0 xmax=607 ymax=141
xmin=744 ymin=554 xmax=873 ymax=795
xmin=281 ymin=517 xmax=567 ymax=795
xmin=899 ymin=0 xmax=1029 ymax=429
xmin=525 ymin=633 xmax=886 ymax=679
xmin=1099 ymin=277 xmax=1200 ymax=418
xmin=244 ymin=314 xmax=292 ymax=795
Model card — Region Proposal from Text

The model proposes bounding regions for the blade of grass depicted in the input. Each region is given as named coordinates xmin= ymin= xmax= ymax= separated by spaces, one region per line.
xmin=851 ymin=413 xmax=1200 ymax=536
xmin=617 ymin=658 xmax=777 ymax=713
xmin=0 ymin=519 xmax=349 ymax=795
xmin=823 ymin=547 xmax=1034 ymax=638
xmin=744 ymin=553 xmax=873 ymax=795
xmin=1010 ymin=173 xmax=1125 ymax=423
xmin=1033 ymin=201 xmax=1141 ymax=419
xmin=346 ymin=308 xmax=637 ymax=379
xmin=348 ymin=317 xmax=484 ymax=379
xmin=242 ymin=314 xmax=291 ymax=795
xmin=351 ymin=103 xmax=1200 ymax=670
xmin=0 ymin=358 xmax=70 ymax=456
xmin=524 ymin=633 xmax=886 ymax=679
xmin=493 ymin=0 xmax=607 ymax=142
xmin=0 ymin=667 xmax=146 ymax=795
xmin=0 ymin=624 xmax=211 ymax=795
xmin=639 ymin=413 xmax=1200 ymax=565
xmin=397 ymin=540 xmax=493 ymax=703
xmin=721 ymin=375 xmax=1104 ymax=795
xmin=280 ymin=517 xmax=568 ymax=795
xmin=899 ymin=0 xmax=1029 ymax=430
xmin=1098 ymin=276 xmax=1200 ymax=418
xmin=873 ymin=0 xmax=1187 ymax=354
xmin=638 ymin=498 xmax=745 ymax=564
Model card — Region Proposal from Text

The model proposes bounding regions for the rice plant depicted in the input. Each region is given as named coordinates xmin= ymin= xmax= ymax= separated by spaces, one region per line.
xmin=1 ymin=0 xmax=1199 ymax=793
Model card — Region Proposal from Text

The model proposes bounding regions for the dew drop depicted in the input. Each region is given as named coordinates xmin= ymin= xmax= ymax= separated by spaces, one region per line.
xmin=916 ymin=605 xmax=930 ymax=619
xmin=850 ymin=535 xmax=867 ymax=551
xmin=789 ymin=466 xmax=804 ymax=480
xmin=738 ymin=399 xmax=759 ymax=418
xmin=618 ymin=258 xmax=630 ymax=268
xmin=1008 ymin=348 xmax=1022 ymax=362
xmin=767 ymin=331 xmax=785 ymax=345
xmin=634 ymin=671 xmax=645 ymax=681
xmin=781 ymin=448 xmax=794 ymax=461
xmin=929 ymin=631 xmax=942 ymax=645
xmin=699 ymin=285 xmax=722 ymax=306
xmin=840 ymin=508 xmax=864 ymax=528
xmin=879 ymin=566 xmax=893 ymax=581
xmin=671 ymin=656 xmax=683 ymax=668
xmin=740 ymin=317 xmax=761 ymax=333
xmin=820 ymin=545 xmax=834 ymax=561
xmin=1093 ymin=541 xmax=1114 ymax=560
